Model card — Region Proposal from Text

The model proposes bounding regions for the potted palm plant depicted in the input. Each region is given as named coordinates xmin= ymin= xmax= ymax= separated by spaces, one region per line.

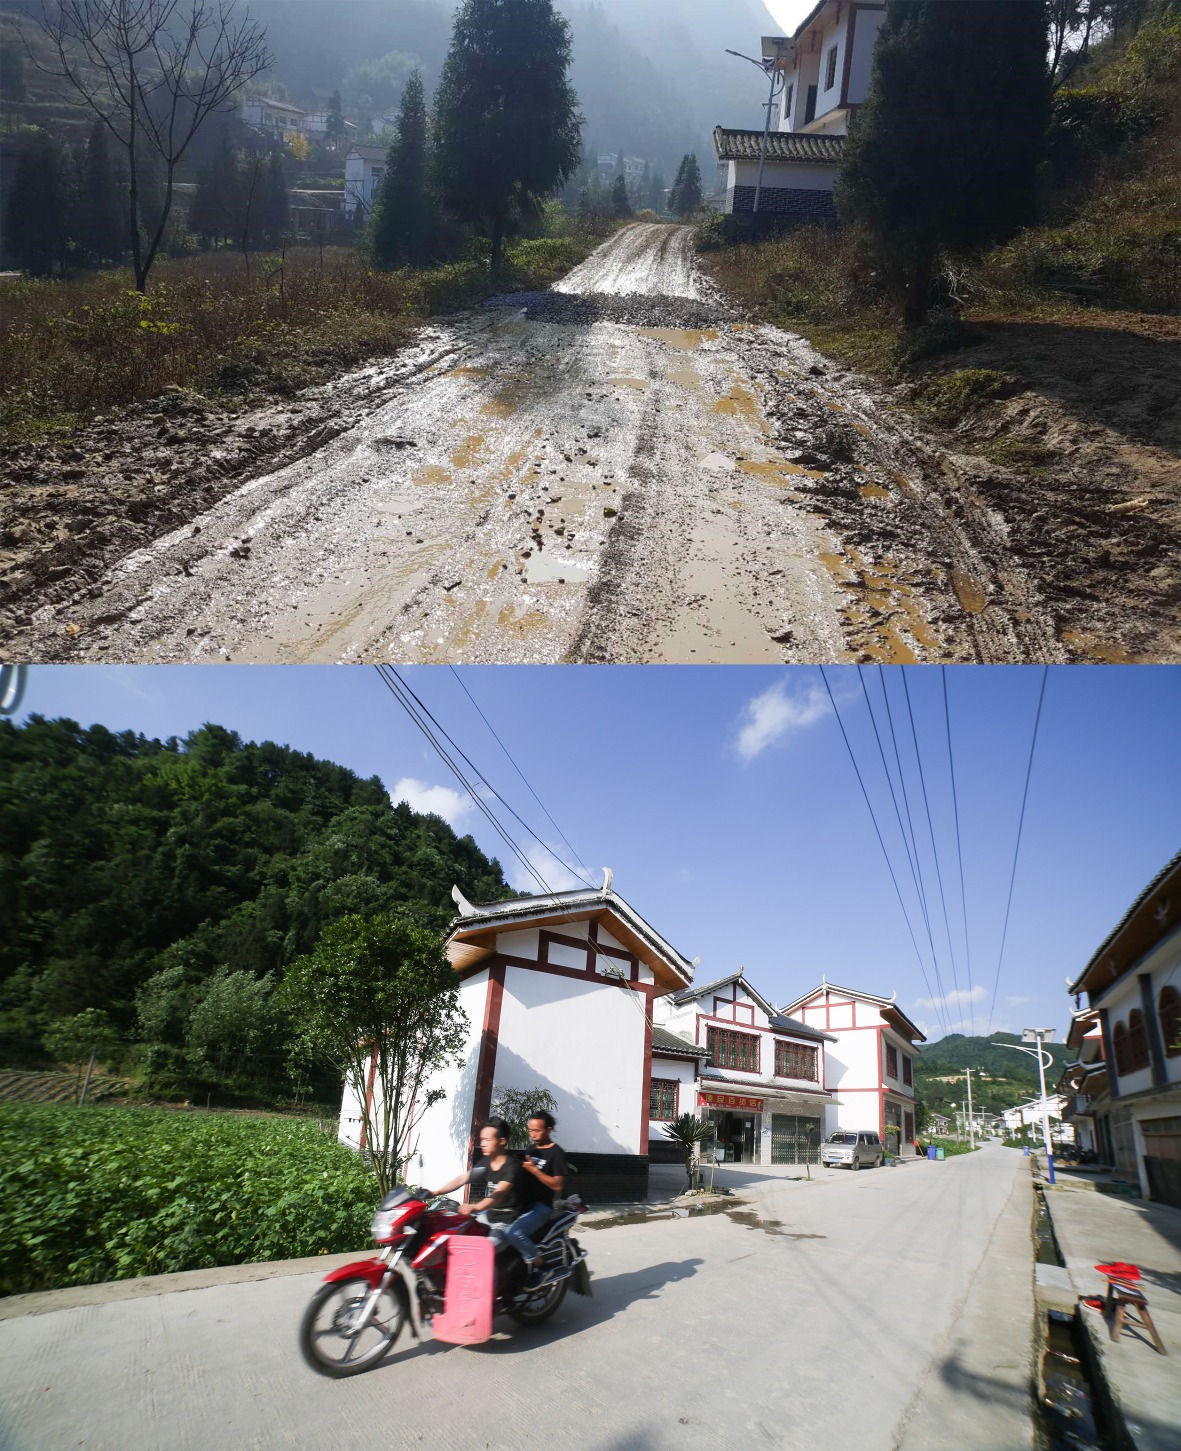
xmin=663 ymin=1113 xmax=710 ymax=1191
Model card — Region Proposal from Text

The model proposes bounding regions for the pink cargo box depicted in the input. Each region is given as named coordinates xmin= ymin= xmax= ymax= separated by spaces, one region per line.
xmin=431 ymin=1235 xmax=495 ymax=1345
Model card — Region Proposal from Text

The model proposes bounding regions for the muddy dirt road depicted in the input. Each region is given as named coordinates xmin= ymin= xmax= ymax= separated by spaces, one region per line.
xmin=6 ymin=224 xmax=1075 ymax=663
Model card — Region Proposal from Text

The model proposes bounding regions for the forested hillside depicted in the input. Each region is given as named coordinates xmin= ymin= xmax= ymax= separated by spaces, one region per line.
xmin=0 ymin=716 xmax=513 ymax=1102
xmin=915 ymin=1032 xmax=1073 ymax=1121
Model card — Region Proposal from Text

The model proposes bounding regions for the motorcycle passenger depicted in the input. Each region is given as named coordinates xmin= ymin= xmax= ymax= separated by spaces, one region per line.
xmin=520 ymin=1110 xmax=568 ymax=1285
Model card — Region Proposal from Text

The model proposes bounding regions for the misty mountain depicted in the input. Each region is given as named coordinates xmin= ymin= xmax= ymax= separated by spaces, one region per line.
xmin=245 ymin=0 xmax=780 ymax=173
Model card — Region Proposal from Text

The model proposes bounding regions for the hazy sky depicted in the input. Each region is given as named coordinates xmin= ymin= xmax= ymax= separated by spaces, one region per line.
xmin=764 ymin=1 xmax=816 ymax=38
xmin=15 ymin=664 xmax=1179 ymax=1049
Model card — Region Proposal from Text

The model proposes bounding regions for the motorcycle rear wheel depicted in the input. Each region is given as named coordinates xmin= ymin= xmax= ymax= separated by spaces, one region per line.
xmin=299 ymin=1276 xmax=406 ymax=1378
xmin=506 ymin=1276 xmax=567 ymax=1326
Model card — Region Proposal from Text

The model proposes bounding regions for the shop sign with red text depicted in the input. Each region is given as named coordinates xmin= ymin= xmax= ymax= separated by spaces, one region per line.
xmin=699 ymin=1093 xmax=764 ymax=1111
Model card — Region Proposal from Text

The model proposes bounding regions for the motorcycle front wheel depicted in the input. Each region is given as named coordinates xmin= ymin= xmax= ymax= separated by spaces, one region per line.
xmin=506 ymin=1276 xmax=567 ymax=1326
xmin=299 ymin=1276 xmax=406 ymax=1378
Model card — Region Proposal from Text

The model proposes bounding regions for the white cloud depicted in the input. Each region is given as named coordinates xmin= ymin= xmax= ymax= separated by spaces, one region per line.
xmin=508 ymin=842 xmax=586 ymax=895
xmin=734 ymin=678 xmax=828 ymax=762
xmin=1006 ymin=995 xmax=1035 ymax=1007
xmin=916 ymin=984 xmax=987 ymax=1013
xmin=392 ymin=777 xmax=474 ymax=828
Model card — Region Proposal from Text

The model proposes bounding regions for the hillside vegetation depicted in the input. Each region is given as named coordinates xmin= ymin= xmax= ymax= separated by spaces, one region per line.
xmin=915 ymin=1032 xmax=1072 ymax=1120
xmin=0 ymin=716 xmax=513 ymax=1106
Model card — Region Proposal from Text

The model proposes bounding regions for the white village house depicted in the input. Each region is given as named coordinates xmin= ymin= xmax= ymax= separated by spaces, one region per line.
xmin=340 ymin=878 xmax=927 ymax=1193
xmin=714 ymin=1 xmax=887 ymax=222
xmin=343 ymin=145 xmax=387 ymax=220
xmin=780 ymin=980 xmax=925 ymax=1156
xmin=1065 ymin=850 xmax=1181 ymax=1207
xmin=241 ymin=95 xmax=306 ymax=140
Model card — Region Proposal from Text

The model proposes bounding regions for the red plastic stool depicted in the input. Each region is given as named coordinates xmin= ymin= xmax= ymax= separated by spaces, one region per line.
xmin=1095 ymin=1263 xmax=1167 ymax=1355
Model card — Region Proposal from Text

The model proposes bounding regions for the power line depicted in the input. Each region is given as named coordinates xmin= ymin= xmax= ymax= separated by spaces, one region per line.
xmin=447 ymin=665 xmax=594 ymax=886
xmin=856 ymin=668 xmax=949 ymax=1037
xmin=820 ymin=666 xmax=948 ymax=1031
xmin=987 ymin=667 xmax=1050 ymax=1033
xmin=901 ymin=668 xmax=963 ymax=1020
xmin=941 ymin=668 xmax=976 ymax=1039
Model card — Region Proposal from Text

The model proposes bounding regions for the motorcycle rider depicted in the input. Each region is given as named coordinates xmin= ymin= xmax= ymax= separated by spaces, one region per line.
xmin=430 ymin=1118 xmax=550 ymax=1276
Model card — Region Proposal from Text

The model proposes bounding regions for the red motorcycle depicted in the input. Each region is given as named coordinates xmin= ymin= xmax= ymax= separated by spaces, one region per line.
xmin=298 ymin=1184 xmax=591 ymax=1377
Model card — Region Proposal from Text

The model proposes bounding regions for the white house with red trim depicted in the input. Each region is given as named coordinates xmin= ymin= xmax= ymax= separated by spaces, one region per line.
xmin=652 ymin=972 xmax=835 ymax=1165
xmin=339 ymin=873 xmax=696 ymax=1202
xmin=779 ymin=979 xmax=925 ymax=1157
xmin=713 ymin=1 xmax=887 ymax=222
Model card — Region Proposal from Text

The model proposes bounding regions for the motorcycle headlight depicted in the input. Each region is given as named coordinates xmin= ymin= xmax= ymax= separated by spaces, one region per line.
xmin=371 ymin=1209 xmax=401 ymax=1240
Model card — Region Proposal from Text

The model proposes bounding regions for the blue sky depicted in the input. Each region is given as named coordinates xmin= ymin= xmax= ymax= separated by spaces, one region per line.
xmin=13 ymin=664 xmax=1180 ymax=1046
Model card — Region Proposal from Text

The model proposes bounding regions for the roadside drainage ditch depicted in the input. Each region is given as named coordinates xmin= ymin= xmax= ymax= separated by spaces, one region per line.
xmin=1034 ymin=1185 xmax=1120 ymax=1451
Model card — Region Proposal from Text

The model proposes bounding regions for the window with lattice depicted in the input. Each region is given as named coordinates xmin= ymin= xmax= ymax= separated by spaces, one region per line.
xmin=885 ymin=1042 xmax=899 ymax=1079
xmin=775 ymin=1041 xmax=818 ymax=1080
xmin=1127 ymin=1009 xmax=1150 ymax=1071
xmin=649 ymin=1078 xmax=678 ymax=1120
xmin=707 ymin=1027 xmax=760 ymax=1074
xmin=903 ymin=1054 xmax=913 ymax=1087
xmin=1113 ymin=1021 xmax=1131 ymax=1076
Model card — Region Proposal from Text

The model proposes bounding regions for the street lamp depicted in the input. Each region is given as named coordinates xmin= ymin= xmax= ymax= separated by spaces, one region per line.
xmin=998 ymin=1029 xmax=1058 ymax=1185
xmin=725 ymin=45 xmax=786 ymax=237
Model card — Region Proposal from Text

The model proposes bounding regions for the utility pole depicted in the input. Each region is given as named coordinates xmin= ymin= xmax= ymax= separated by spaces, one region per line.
xmin=998 ymin=1029 xmax=1058 ymax=1186
xmin=725 ymin=42 xmax=786 ymax=239
xmin=966 ymin=1068 xmax=976 ymax=1149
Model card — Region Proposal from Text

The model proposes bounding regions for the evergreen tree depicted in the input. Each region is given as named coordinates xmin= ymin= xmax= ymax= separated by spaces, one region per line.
xmin=649 ymin=167 xmax=665 ymax=214
xmin=370 ymin=67 xmax=434 ymax=269
xmin=78 ymin=121 xmax=126 ymax=265
xmin=260 ymin=150 xmax=289 ymax=246
xmin=667 ymin=153 xmax=687 ymax=215
xmin=325 ymin=89 xmax=346 ymax=149
xmin=837 ymin=0 xmax=1050 ymax=327
xmin=190 ymin=133 xmax=241 ymax=247
xmin=5 ymin=130 xmax=70 ymax=275
xmin=434 ymin=0 xmax=583 ymax=268
xmin=669 ymin=153 xmax=701 ymax=217
xmin=611 ymin=173 xmax=632 ymax=216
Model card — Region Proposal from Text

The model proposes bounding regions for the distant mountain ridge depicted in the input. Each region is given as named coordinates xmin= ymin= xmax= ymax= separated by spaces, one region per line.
xmin=918 ymin=1032 xmax=1072 ymax=1080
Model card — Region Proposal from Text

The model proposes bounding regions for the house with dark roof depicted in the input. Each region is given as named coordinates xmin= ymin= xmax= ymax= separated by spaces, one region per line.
xmin=339 ymin=872 xmax=697 ymax=1202
xmin=714 ymin=2 xmax=887 ymax=222
xmin=1066 ymin=851 xmax=1181 ymax=1207
xmin=653 ymin=971 xmax=835 ymax=1165
xmin=780 ymin=979 xmax=925 ymax=1156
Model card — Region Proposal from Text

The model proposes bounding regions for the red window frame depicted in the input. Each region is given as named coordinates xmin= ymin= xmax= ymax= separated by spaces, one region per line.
xmin=775 ymin=1041 xmax=818 ymax=1081
xmin=902 ymin=1054 xmax=913 ymax=1087
xmin=649 ymin=1078 xmax=679 ymax=1121
xmin=885 ymin=1042 xmax=899 ymax=1079
xmin=1113 ymin=1020 xmax=1130 ymax=1076
xmin=707 ymin=1026 xmax=760 ymax=1074
xmin=1127 ymin=1009 xmax=1150 ymax=1071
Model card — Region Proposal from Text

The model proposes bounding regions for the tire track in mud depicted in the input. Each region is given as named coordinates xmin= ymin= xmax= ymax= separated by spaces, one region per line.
xmin=4 ymin=223 xmax=1065 ymax=663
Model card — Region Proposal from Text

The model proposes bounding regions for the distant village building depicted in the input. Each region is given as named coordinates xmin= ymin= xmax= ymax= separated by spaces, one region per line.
xmin=596 ymin=153 xmax=648 ymax=183
xmin=1058 ymin=1011 xmax=1108 ymax=1160
xmin=338 ymin=877 xmax=927 ymax=1194
xmin=781 ymin=981 xmax=925 ymax=1157
xmin=241 ymin=96 xmax=306 ymax=139
xmin=1064 ymin=851 xmax=1181 ymax=1207
xmin=304 ymin=112 xmax=359 ymax=141
xmin=713 ymin=1 xmax=888 ymax=222
xmin=342 ymin=145 xmax=387 ymax=219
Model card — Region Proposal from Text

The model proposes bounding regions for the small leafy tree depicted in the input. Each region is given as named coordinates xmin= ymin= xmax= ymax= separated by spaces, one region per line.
xmin=325 ymin=89 xmax=346 ymax=150
xmin=668 ymin=153 xmax=702 ymax=218
xmin=663 ymin=1112 xmax=709 ymax=1189
xmin=280 ymin=911 xmax=468 ymax=1195
xmin=610 ymin=173 xmax=632 ymax=217
xmin=5 ymin=129 xmax=71 ymax=275
xmin=43 ymin=1009 xmax=121 ymax=1068
xmin=489 ymin=1085 xmax=559 ymax=1147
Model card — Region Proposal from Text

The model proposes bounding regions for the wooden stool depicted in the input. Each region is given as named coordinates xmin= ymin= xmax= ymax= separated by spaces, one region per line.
xmin=1104 ymin=1280 xmax=1168 ymax=1355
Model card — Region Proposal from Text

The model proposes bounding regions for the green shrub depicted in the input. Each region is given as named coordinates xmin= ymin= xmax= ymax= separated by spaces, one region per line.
xmin=0 ymin=1104 xmax=377 ymax=1295
xmin=913 ymin=368 xmax=1020 ymax=425
xmin=894 ymin=312 xmax=984 ymax=366
xmin=923 ymin=1136 xmax=979 ymax=1157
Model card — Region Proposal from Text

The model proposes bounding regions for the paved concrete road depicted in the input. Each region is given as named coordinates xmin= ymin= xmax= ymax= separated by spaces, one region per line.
xmin=0 ymin=1145 xmax=1034 ymax=1451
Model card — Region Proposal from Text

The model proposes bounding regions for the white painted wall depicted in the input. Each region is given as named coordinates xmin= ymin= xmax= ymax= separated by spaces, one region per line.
xmin=496 ymin=964 xmax=646 ymax=1153
xmin=648 ymin=1054 xmax=699 ymax=1145
xmin=848 ymin=7 xmax=885 ymax=102
xmin=731 ymin=158 xmax=839 ymax=192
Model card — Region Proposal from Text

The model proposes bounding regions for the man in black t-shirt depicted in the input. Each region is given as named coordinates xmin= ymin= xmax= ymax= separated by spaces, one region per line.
xmin=431 ymin=1118 xmax=523 ymax=1220
xmin=521 ymin=1111 xmax=567 ymax=1210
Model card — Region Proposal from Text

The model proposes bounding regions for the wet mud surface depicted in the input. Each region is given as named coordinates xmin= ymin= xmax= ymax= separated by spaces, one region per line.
xmin=2 ymin=222 xmax=1175 ymax=662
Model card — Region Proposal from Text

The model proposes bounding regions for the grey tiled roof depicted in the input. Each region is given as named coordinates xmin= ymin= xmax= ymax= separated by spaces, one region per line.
xmin=713 ymin=127 xmax=845 ymax=164
xmin=652 ymin=1027 xmax=708 ymax=1058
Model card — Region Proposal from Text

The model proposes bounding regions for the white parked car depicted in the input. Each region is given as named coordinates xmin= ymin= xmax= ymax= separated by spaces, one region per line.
xmin=821 ymin=1130 xmax=884 ymax=1170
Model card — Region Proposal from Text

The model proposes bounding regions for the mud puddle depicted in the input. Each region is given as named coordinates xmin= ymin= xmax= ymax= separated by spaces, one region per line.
xmin=589 ymin=1201 xmax=826 ymax=1240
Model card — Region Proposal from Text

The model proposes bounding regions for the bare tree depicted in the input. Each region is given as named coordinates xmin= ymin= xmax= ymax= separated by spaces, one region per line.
xmin=1047 ymin=0 xmax=1108 ymax=91
xmin=25 ymin=0 xmax=271 ymax=289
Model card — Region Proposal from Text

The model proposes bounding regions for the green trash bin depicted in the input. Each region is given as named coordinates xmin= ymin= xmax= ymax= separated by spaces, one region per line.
xmin=935 ymin=1147 xmax=946 ymax=1160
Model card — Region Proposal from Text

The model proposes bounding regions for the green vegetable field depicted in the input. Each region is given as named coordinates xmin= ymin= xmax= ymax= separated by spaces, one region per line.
xmin=1 ymin=1105 xmax=377 ymax=1296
